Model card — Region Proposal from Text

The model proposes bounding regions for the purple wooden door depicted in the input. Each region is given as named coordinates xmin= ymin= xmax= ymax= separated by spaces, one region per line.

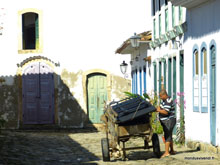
xmin=22 ymin=62 xmax=54 ymax=124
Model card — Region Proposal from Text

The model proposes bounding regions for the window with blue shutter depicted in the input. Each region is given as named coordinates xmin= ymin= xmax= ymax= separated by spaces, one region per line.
xmin=143 ymin=67 xmax=147 ymax=94
xmin=139 ymin=69 xmax=142 ymax=95
xmin=193 ymin=45 xmax=199 ymax=112
xmin=154 ymin=62 xmax=157 ymax=94
xmin=201 ymin=43 xmax=208 ymax=113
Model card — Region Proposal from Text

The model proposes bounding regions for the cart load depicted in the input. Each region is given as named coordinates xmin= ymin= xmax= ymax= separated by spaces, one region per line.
xmin=101 ymin=96 xmax=161 ymax=161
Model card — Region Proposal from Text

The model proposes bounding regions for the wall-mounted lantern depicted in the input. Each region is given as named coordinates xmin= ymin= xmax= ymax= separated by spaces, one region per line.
xmin=120 ymin=61 xmax=128 ymax=75
xmin=130 ymin=32 xmax=150 ymax=48
xmin=130 ymin=33 xmax=141 ymax=48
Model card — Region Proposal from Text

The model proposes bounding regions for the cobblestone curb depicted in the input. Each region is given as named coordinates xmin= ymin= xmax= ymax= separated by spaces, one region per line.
xmin=186 ymin=140 xmax=220 ymax=154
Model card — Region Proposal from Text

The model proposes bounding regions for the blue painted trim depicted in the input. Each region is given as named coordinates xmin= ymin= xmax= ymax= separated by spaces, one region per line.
xmin=192 ymin=44 xmax=199 ymax=112
xmin=200 ymin=42 xmax=207 ymax=76
xmin=209 ymin=39 xmax=217 ymax=50
xmin=135 ymin=69 xmax=138 ymax=94
xmin=143 ymin=67 xmax=147 ymax=94
xmin=132 ymin=71 xmax=134 ymax=94
xmin=209 ymin=40 xmax=217 ymax=146
xmin=154 ymin=63 xmax=157 ymax=93
xmin=163 ymin=60 xmax=167 ymax=91
xmin=139 ymin=69 xmax=142 ymax=96
xmin=200 ymin=42 xmax=208 ymax=113
xmin=193 ymin=106 xmax=199 ymax=112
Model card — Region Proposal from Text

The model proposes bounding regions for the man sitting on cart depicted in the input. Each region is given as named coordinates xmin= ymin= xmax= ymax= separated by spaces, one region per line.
xmin=156 ymin=89 xmax=176 ymax=158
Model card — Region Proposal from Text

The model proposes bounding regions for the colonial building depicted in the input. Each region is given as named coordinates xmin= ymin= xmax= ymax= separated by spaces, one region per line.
xmin=149 ymin=0 xmax=187 ymax=135
xmin=171 ymin=0 xmax=220 ymax=146
xmin=0 ymin=1 xmax=130 ymax=129
xmin=116 ymin=31 xmax=152 ymax=96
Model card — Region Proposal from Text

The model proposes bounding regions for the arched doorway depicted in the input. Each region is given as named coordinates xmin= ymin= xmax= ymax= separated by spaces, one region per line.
xmin=87 ymin=73 xmax=107 ymax=123
xmin=22 ymin=61 xmax=55 ymax=124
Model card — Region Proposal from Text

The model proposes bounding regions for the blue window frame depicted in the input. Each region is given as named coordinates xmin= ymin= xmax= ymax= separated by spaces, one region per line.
xmin=139 ymin=69 xmax=142 ymax=96
xmin=209 ymin=40 xmax=217 ymax=145
xmin=135 ymin=69 xmax=138 ymax=94
xmin=143 ymin=67 xmax=147 ymax=94
xmin=132 ymin=71 xmax=135 ymax=94
xmin=159 ymin=61 xmax=162 ymax=92
xmin=193 ymin=44 xmax=199 ymax=112
xmin=153 ymin=62 xmax=157 ymax=93
xmin=201 ymin=42 xmax=208 ymax=113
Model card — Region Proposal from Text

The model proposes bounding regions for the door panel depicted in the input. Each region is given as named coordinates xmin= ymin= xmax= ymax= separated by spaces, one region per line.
xmin=88 ymin=74 xmax=107 ymax=123
xmin=23 ymin=62 xmax=54 ymax=124
xmin=168 ymin=58 xmax=172 ymax=96
xmin=88 ymin=76 xmax=97 ymax=122
xmin=173 ymin=57 xmax=177 ymax=135
xmin=23 ymin=63 xmax=39 ymax=124
xmin=210 ymin=46 xmax=216 ymax=145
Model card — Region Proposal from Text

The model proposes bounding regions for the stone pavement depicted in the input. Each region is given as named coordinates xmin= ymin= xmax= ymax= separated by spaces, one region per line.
xmin=0 ymin=129 xmax=220 ymax=165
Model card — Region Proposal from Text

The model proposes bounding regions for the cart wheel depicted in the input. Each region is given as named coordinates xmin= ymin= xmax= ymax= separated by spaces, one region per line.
xmin=101 ymin=138 xmax=110 ymax=161
xmin=152 ymin=133 xmax=161 ymax=158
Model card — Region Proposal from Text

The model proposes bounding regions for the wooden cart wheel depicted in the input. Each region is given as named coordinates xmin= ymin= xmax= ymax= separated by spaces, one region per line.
xmin=101 ymin=138 xmax=110 ymax=161
xmin=152 ymin=133 xmax=161 ymax=158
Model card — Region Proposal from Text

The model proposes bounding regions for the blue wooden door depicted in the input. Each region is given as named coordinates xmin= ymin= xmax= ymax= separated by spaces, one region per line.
xmin=163 ymin=60 xmax=167 ymax=91
xmin=22 ymin=63 xmax=39 ymax=124
xmin=168 ymin=58 xmax=172 ymax=96
xmin=87 ymin=74 xmax=107 ymax=123
xmin=153 ymin=63 xmax=157 ymax=93
xmin=173 ymin=57 xmax=177 ymax=135
xmin=22 ymin=62 xmax=54 ymax=124
xmin=180 ymin=53 xmax=184 ymax=130
xmin=210 ymin=46 xmax=216 ymax=145
xmin=39 ymin=62 xmax=54 ymax=124
xmin=159 ymin=62 xmax=162 ymax=92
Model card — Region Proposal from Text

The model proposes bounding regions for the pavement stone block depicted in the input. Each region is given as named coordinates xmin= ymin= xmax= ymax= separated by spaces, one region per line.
xmin=0 ymin=130 xmax=220 ymax=164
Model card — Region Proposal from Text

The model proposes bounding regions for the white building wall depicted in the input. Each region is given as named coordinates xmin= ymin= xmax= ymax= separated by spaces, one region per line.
xmin=150 ymin=0 xmax=186 ymax=128
xmin=184 ymin=0 xmax=220 ymax=146
xmin=130 ymin=44 xmax=152 ymax=95
xmin=0 ymin=0 xmax=144 ymax=78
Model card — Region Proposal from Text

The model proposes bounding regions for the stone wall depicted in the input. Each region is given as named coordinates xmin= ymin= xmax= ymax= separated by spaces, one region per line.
xmin=0 ymin=76 xmax=19 ymax=129
xmin=0 ymin=69 xmax=131 ymax=129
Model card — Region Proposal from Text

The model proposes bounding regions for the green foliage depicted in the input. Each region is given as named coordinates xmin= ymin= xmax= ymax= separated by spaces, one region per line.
xmin=124 ymin=91 xmax=163 ymax=134
xmin=150 ymin=112 xmax=163 ymax=134
xmin=124 ymin=91 xmax=140 ymax=98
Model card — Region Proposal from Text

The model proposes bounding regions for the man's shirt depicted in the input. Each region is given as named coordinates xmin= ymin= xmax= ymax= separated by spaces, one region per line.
xmin=159 ymin=97 xmax=175 ymax=120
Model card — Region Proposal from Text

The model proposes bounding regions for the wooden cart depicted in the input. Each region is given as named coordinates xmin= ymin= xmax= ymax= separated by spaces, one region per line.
xmin=101 ymin=98 xmax=161 ymax=161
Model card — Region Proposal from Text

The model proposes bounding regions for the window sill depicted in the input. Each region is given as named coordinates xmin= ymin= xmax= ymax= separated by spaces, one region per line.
xmin=18 ymin=49 xmax=42 ymax=54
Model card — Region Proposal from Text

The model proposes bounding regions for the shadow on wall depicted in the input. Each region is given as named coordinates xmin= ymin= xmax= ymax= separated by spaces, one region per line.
xmin=0 ymin=72 xmax=97 ymax=130
xmin=0 ymin=76 xmax=19 ymax=129
xmin=185 ymin=1 xmax=220 ymax=40
xmin=58 ymin=73 xmax=94 ymax=128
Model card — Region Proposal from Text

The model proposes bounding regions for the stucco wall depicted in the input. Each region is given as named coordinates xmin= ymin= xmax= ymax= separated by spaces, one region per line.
xmin=184 ymin=0 xmax=220 ymax=145
xmin=0 ymin=76 xmax=19 ymax=129
xmin=0 ymin=1 xmax=131 ymax=129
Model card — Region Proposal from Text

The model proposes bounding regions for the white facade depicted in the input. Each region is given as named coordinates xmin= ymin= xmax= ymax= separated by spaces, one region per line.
xmin=150 ymin=0 xmax=186 ymax=129
xmin=180 ymin=0 xmax=220 ymax=146
xmin=0 ymin=0 xmax=133 ymax=77
xmin=0 ymin=0 xmax=138 ymax=128
xmin=130 ymin=44 xmax=152 ymax=95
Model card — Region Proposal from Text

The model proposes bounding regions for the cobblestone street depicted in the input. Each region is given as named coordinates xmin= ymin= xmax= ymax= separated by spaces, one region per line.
xmin=0 ymin=129 xmax=220 ymax=165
